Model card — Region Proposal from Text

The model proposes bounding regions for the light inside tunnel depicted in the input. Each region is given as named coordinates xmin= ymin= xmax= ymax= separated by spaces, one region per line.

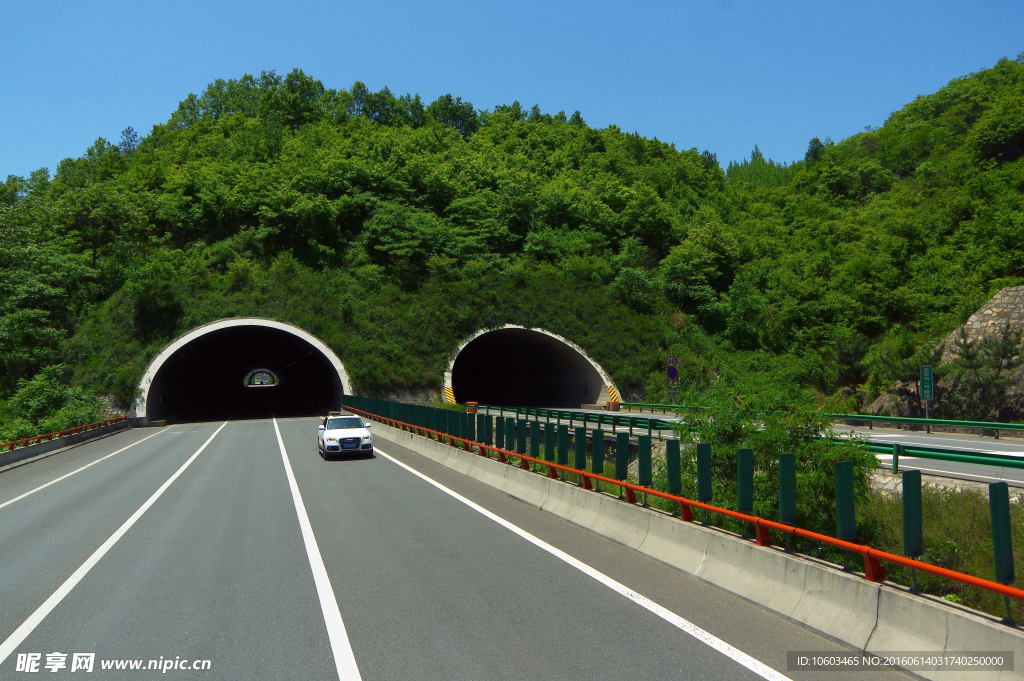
xmin=449 ymin=328 xmax=611 ymax=408
xmin=144 ymin=325 xmax=343 ymax=422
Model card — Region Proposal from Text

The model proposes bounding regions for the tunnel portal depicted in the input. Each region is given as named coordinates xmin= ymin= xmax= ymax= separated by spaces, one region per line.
xmin=136 ymin=319 xmax=350 ymax=422
xmin=448 ymin=327 xmax=616 ymax=408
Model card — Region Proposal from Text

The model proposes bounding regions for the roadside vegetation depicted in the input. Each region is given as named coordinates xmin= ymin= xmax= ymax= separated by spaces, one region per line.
xmin=0 ymin=365 xmax=108 ymax=442
xmin=2 ymin=55 xmax=1024 ymax=432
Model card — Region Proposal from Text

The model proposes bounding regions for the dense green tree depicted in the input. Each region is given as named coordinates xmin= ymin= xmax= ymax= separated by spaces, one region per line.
xmin=426 ymin=94 xmax=479 ymax=136
xmin=3 ymin=55 xmax=1024 ymax=429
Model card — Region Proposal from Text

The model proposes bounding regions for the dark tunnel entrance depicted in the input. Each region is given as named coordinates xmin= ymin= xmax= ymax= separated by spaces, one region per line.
xmin=449 ymin=328 xmax=613 ymax=408
xmin=143 ymin=324 xmax=345 ymax=422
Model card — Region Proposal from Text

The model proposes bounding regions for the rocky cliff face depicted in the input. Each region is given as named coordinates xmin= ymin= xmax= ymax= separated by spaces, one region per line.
xmin=941 ymin=286 xmax=1024 ymax=364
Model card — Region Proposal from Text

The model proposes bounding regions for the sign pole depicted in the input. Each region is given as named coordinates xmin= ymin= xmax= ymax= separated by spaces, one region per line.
xmin=666 ymin=356 xmax=679 ymax=403
xmin=919 ymin=365 xmax=934 ymax=434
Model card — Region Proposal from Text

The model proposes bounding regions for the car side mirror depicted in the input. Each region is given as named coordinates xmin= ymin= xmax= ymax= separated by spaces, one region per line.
xmin=318 ymin=425 xmax=325 ymax=431
xmin=365 ymin=423 xmax=372 ymax=428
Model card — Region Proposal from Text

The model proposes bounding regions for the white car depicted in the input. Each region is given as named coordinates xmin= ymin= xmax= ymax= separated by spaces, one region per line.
xmin=318 ymin=414 xmax=373 ymax=459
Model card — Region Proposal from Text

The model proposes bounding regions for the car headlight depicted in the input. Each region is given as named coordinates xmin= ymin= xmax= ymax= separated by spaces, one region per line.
xmin=362 ymin=436 xmax=371 ymax=441
xmin=327 ymin=437 xmax=337 ymax=442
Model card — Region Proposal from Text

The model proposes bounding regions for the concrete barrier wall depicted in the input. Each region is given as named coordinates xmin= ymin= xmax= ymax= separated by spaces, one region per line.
xmin=373 ymin=422 xmax=1024 ymax=681
xmin=0 ymin=421 xmax=131 ymax=469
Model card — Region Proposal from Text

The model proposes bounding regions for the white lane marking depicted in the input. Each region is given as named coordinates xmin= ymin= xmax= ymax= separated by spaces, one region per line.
xmin=374 ymin=448 xmax=792 ymax=681
xmin=847 ymin=432 xmax=1024 ymax=456
xmin=0 ymin=422 xmax=227 ymax=668
xmin=877 ymin=460 xmax=1020 ymax=484
xmin=0 ymin=430 xmax=166 ymax=510
xmin=273 ymin=419 xmax=362 ymax=681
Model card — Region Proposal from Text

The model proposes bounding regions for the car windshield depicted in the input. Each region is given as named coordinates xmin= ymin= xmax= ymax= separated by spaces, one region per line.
xmin=326 ymin=417 xmax=363 ymax=430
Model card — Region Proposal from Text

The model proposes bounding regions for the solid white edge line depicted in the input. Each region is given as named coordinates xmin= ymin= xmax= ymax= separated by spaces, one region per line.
xmin=273 ymin=418 xmax=362 ymax=681
xmin=876 ymin=461 xmax=1019 ymax=484
xmin=0 ymin=422 xmax=227 ymax=668
xmin=373 ymin=447 xmax=792 ymax=681
xmin=0 ymin=430 xmax=167 ymax=511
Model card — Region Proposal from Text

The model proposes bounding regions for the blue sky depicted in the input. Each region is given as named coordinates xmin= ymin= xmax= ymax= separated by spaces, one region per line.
xmin=2 ymin=0 xmax=1022 ymax=179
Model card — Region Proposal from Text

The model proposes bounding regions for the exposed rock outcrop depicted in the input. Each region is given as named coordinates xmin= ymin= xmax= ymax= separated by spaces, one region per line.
xmin=941 ymin=285 xmax=1024 ymax=363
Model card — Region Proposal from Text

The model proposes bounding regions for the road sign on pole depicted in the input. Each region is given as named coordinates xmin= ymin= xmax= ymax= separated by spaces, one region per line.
xmin=920 ymin=365 xmax=934 ymax=401
xmin=666 ymin=357 xmax=679 ymax=401
xmin=920 ymin=365 xmax=934 ymax=432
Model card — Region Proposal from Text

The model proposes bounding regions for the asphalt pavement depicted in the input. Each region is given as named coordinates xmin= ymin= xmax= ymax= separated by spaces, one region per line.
xmin=0 ymin=417 xmax=914 ymax=680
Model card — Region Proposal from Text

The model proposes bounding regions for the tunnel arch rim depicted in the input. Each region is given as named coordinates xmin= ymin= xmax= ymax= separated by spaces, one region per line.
xmin=133 ymin=317 xmax=352 ymax=418
xmin=443 ymin=325 xmax=619 ymax=404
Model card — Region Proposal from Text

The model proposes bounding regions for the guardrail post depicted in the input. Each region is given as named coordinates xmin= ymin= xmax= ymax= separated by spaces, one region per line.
xmin=891 ymin=443 xmax=901 ymax=474
xmin=557 ymin=425 xmax=569 ymax=467
xmin=509 ymin=419 xmax=519 ymax=455
xmin=697 ymin=443 xmax=712 ymax=517
xmin=903 ymin=469 xmax=923 ymax=591
xmin=450 ymin=411 xmax=462 ymax=444
xmin=573 ymin=427 xmax=587 ymax=480
xmin=666 ymin=439 xmax=681 ymax=496
xmin=835 ymin=461 xmax=857 ymax=569
xmin=638 ymin=435 xmax=652 ymax=493
xmin=629 ymin=416 xmax=636 ymax=436
xmin=615 ymin=432 xmax=629 ymax=483
xmin=592 ymin=429 xmax=605 ymax=477
xmin=990 ymin=481 xmax=1016 ymax=623
xmin=544 ymin=422 xmax=555 ymax=462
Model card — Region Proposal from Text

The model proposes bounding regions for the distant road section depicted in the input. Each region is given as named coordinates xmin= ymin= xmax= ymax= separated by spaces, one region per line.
xmin=0 ymin=418 xmax=913 ymax=680
xmin=550 ymin=406 xmax=1024 ymax=487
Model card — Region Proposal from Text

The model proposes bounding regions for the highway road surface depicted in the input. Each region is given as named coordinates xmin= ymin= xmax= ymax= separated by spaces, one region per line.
xmin=842 ymin=426 xmax=1024 ymax=487
xmin=0 ymin=417 xmax=913 ymax=680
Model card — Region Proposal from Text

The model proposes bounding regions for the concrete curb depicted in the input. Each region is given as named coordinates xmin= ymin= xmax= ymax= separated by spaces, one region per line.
xmin=0 ymin=421 xmax=132 ymax=470
xmin=374 ymin=422 xmax=1024 ymax=681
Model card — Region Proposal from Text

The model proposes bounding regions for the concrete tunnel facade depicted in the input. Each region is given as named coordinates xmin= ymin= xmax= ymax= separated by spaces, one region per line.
xmin=444 ymin=325 xmax=619 ymax=408
xmin=135 ymin=318 xmax=351 ymax=422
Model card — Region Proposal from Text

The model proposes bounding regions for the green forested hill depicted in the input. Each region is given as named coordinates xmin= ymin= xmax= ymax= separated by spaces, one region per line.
xmin=2 ymin=56 xmax=1023 ymax=435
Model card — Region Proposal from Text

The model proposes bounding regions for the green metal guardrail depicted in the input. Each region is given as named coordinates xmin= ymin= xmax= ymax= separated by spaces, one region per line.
xmin=479 ymin=403 xmax=1024 ymax=472
xmin=342 ymin=396 xmax=1023 ymax=472
xmin=827 ymin=413 xmax=1024 ymax=438
xmin=478 ymin=404 xmax=676 ymax=438
xmin=621 ymin=402 xmax=1024 ymax=438
xmin=866 ymin=443 xmax=1024 ymax=472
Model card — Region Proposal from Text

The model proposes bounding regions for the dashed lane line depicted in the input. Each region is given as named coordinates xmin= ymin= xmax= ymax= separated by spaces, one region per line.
xmin=0 ymin=423 xmax=227 ymax=669
xmin=0 ymin=429 xmax=167 ymax=511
